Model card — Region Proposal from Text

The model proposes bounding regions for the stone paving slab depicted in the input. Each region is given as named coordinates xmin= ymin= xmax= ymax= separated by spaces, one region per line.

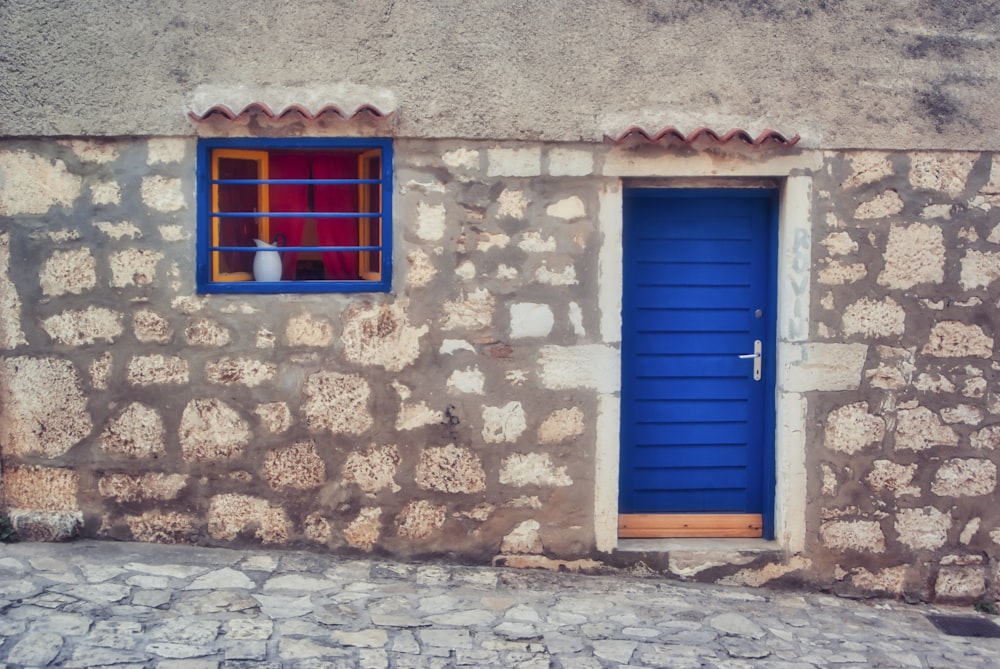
xmin=0 ymin=540 xmax=997 ymax=667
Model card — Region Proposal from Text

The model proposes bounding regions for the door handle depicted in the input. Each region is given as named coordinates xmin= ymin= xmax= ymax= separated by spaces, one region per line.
xmin=737 ymin=340 xmax=762 ymax=381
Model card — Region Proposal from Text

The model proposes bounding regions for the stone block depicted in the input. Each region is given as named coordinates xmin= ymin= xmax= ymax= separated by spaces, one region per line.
xmin=819 ymin=519 xmax=886 ymax=553
xmin=482 ymin=401 xmax=527 ymax=443
xmin=909 ymin=152 xmax=977 ymax=197
xmin=263 ymin=441 xmax=326 ymax=490
xmin=895 ymin=406 xmax=958 ymax=451
xmin=510 ymin=303 xmax=554 ymax=338
xmin=2 ymin=466 xmax=79 ymax=511
xmin=140 ymin=175 xmax=186 ymax=211
xmin=205 ymin=357 xmax=276 ymax=386
xmin=7 ymin=510 xmax=83 ymax=542
xmin=416 ymin=444 xmax=486 ymax=493
xmin=341 ymin=302 xmax=428 ymax=372
xmin=286 ymin=313 xmax=333 ymax=347
xmin=179 ymin=398 xmax=250 ymax=461
xmin=0 ymin=231 xmax=26 ymax=349
xmin=487 ymin=147 xmax=541 ymax=177
xmin=877 ymin=223 xmax=945 ymax=289
xmin=302 ymin=371 xmax=373 ymax=435
xmin=415 ymin=202 xmax=446 ymax=240
xmin=841 ymin=297 xmax=905 ymax=338
xmin=548 ymin=148 xmax=594 ymax=176
xmin=824 ymin=402 xmax=885 ymax=454
xmin=931 ymin=458 xmax=997 ymax=497
xmin=98 ymin=472 xmax=187 ymax=502
xmin=499 ymin=452 xmax=572 ymax=488
xmin=99 ymin=402 xmax=166 ymax=458
xmin=39 ymin=248 xmax=96 ymax=296
xmin=133 ymin=308 xmax=173 ymax=343
xmin=127 ymin=354 xmax=189 ymax=385
xmin=0 ymin=356 xmax=92 ymax=457
xmin=441 ymin=288 xmax=495 ymax=330
xmin=960 ymin=249 xmax=1000 ymax=290
xmin=934 ymin=567 xmax=986 ymax=602
xmin=344 ymin=507 xmax=383 ymax=550
xmin=0 ymin=151 xmax=81 ymax=215
xmin=780 ymin=343 xmax=868 ymax=392
xmin=538 ymin=407 xmax=585 ymax=444
xmin=895 ymin=507 xmax=951 ymax=550
xmin=922 ymin=321 xmax=993 ymax=358
xmin=184 ymin=318 xmax=230 ymax=346
xmin=342 ymin=445 xmax=401 ymax=493
xmin=41 ymin=307 xmax=123 ymax=346
xmin=125 ymin=511 xmax=197 ymax=544
xmin=537 ymin=344 xmax=620 ymax=393
xmin=207 ymin=494 xmax=290 ymax=544
xmin=395 ymin=500 xmax=446 ymax=539
xmin=500 ymin=520 xmax=543 ymax=554
xmin=853 ymin=190 xmax=903 ymax=219
xmin=109 ymin=248 xmax=163 ymax=287
xmin=546 ymin=196 xmax=586 ymax=220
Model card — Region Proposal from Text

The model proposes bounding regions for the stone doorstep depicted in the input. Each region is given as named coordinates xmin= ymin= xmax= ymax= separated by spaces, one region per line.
xmin=615 ymin=537 xmax=783 ymax=554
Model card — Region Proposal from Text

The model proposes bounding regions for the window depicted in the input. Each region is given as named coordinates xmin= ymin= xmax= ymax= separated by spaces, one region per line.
xmin=196 ymin=138 xmax=392 ymax=293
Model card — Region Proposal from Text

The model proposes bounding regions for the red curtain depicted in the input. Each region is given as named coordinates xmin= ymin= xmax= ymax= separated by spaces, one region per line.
xmin=268 ymin=153 xmax=309 ymax=280
xmin=268 ymin=153 xmax=359 ymax=280
xmin=311 ymin=155 xmax=359 ymax=279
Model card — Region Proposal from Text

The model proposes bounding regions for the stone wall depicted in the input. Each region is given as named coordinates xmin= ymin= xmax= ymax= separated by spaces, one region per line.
xmin=1 ymin=136 xmax=999 ymax=602
xmin=811 ymin=151 xmax=1000 ymax=601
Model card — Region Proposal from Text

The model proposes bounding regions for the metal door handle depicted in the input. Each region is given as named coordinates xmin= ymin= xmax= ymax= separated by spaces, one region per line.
xmin=737 ymin=340 xmax=762 ymax=381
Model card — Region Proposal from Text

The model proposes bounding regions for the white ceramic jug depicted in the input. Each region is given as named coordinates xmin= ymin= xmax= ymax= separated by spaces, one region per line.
xmin=252 ymin=238 xmax=282 ymax=282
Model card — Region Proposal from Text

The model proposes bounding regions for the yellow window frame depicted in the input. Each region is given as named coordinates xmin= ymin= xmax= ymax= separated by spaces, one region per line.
xmin=211 ymin=149 xmax=270 ymax=282
xmin=358 ymin=149 xmax=382 ymax=281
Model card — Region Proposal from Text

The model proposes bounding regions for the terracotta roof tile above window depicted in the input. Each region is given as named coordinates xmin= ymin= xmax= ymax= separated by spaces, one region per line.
xmin=186 ymin=84 xmax=397 ymax=122
xmin=605 ymin=126 xmax=800 ymax=148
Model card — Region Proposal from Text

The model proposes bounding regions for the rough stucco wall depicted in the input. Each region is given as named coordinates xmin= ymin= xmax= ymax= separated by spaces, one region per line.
xmin=2 ymin=1 xmax=1000 ymax=148
xmin=3 ymin=134 xmax=1000 ymax=602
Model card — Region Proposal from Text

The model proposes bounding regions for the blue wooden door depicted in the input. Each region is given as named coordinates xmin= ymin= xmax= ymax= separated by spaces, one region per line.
xmin=619 ymin=189 xmax=776 ymax=538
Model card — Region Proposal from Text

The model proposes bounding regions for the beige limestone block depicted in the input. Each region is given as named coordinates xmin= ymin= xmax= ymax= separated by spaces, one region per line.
xmin=0 ymin=356 xmax=92 ymax=457
xmin=286 ymin=313 xmax=334 ymax=347
xmin=100 ymin=402 xmax=166 ymax=458
xmin=931 ymin=458 xmax=997 ymax=497
xmin=498 ymin=264 xmax=519 ymax=280
xmin=820 ymin=519 xmax=886 ymax=553
xmin=395 ymin=401 xmax=444 ymax=430
xmin=538 ymin=407 xmax=586 ymax=444
xmin=133 ymin=309 xmax=172 ymax=344
xmin=510 ymin=303 xmax=555 ymax=338
xmin=964 ymin=376 xmax=988 ymax=398
xmin=821 ymin=464 xmax=838 ymax=495
xmin=208 ymin=494 xmax=290 ymax=544
xmin=256 ymin=328 xmax=276 ymax=348
xmin=971 ymin=425 xmax=1000 ymax=449
xmin=140 ymin=176 xmax=186 ymax=212
xmin=518 ymin=232 xmax=557 ymax=253
xmin=500 ymin=520 xmax=543 ymax=554
xmin=342 ymin=445 xmax=401 ymax=493
xmin=715 ymin=556 xmax=812 ymax=587
xmin=500 ymin=452 xmax=572 ymax=488
xmin=895 ymin=507 xmax=951 ymax=550
xmin=935 ymin=567 xmax=986 ymax=601
xmin=922 ymin=321 xmax=993 ymax=358
xmin=179 ymin=398 xmax=250 ymax=462
xmin=39 ymin=248 xmax=96 ymax=296
xmin=940 ymin=405 xmax=983 ymax=425
xmin=405 ymin=248 xmax=436 ymax=288
xmin=206 ymin=357 xmax=276 ymax=387
xmin=819 ymin=231 xmax=859 ymax=256
xmin=109 ymin=249 xmax=163 ymax=287
xmin=534 ymin=263 xmax=578 ymax=286
xmin=914 ymin=373 xmax=956 ymax=393
xmin=254 ymin=402 xmax=292 ymax=433
xmin=302 ymin=371 xmax=373 ymax=435
xmin=447 ymin=366 xmax=485 ymax=395
xmin=537 ymin=344 xmax=620 ymax=393
xmin=866 ymin=364 xmax=907 ymax=390
xmin=549 ymin=148 xmax=594 ymax=177
xmin=94 ymin=220 xmax=141 ymax=240
xmin=817 ymin=261 xmax=867 ymax=285
xmin=42 ymin=307 xmax=123 ymax=347
xmin=482 ymin=401 xmax=527 ymax=443
xmin=341 ymin=302 xmax=428 ymax=372
xmin=849 ymin=565 xmax=908 ymax=595
xmin=125 ymin=511 xmax=197 ymax=545
xmin=158 ymin=224 xmax=190 ymax=241
xmin=841 ymin=297 xmax=905 ymax=338
xmin=546 ymin=196 xmax=586 ymax=220
xmin=780 ymin=343 xmax=868 ymax=392
xmin=416 ymin=444 xmax=486 ymax=494
xmin=0 ymin=151 xmax=82 ymax=215
xmin=487 ymin=147 xmax=541 ymax=177
xmin=854 ymin=190 xmax=904 ymax=219
xmin=960 ymin=249 xmax=1000 ymax=290
xmin=455 ymin=260 xmax=476 ymax=280
xmin=98 ymin=472 xmax=187 ymax=503
xmin=184 ymin=318 xmax=230 ymax=347
xmin=441 ymin=289 xmax=495 ymax=331
xmin=90 ymin=181 xmax=122 ymax=205
xmin=127 ymin=355 xmax=189 ymax=385
xmin=2 ymin=466 xmax=79 ymax=512
xmin=877 ymin=223 xmax=945 ymax=289
xmin=344 ymin=507 xmax=382 ymax=550
xmin=442 ymin=147 xmax=480 ymax=172
xmin=89 ymin=352 xmax=112 ymax=390
xmin=171 ymin=296 xmax=206 ymax=314
xmin=866 ymin=460 xmax=919 ymax=497
xmin=264 ymin=441 xmax=326 ymax=490
xmin=303 ymin=513 xmax=332 ymax=544
xmin=60 ymin=140 xmax=118 ymax=164
xmin=844 ymin=152 xmax=894 ymax=188
xmin=0 ymin=232 xmax=26 ymax=349
xmin=910 ymin=152 xmax=977 ymax=197
xmin=497 ymin=189 xmax=529 ymax=219
xmin=477 ymin=231 xmax=510 ymax=251
xmin=415 ymin=202 xmax=446 ymax=241
xmin=895 ymin=406 xmax=958 ymax=451
xmin=146 ymin=138 xmax=187 ymax=164
xmin=823 ymin=402 xmax=885 ymax=454
xmin=395 ymin=500 xmax=447 ymax=539
xmin=921 ymin=204 xmax=953 ymax=219
xmin=960 ymin=518 xmax=982 ymax=545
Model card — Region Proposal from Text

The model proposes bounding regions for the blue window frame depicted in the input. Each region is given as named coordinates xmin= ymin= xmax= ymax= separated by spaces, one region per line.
xmin=196 ymin=137 xmax=392 ymax=293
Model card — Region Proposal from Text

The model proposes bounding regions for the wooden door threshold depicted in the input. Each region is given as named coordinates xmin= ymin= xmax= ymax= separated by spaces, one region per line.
xmin=618 ymin=513 xmax=763 ymax=538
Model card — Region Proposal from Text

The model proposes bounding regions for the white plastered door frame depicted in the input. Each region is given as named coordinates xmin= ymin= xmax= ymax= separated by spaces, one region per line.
xmin=594 ymin=149 xmax=819 ymax=553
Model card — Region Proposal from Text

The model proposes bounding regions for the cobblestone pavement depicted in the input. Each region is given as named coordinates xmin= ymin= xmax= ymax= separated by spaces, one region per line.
xmin=0 ymin=541 xmax=998 ymax=668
